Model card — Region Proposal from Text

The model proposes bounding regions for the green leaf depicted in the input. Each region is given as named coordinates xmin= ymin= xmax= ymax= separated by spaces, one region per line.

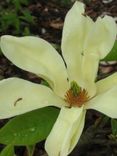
xmin=0 ymin=144 xmax=14 ymax=156
xmin=20 ymin=10 xmax=34 ymax=24
xmin=20 ymin=0 xmax=29 ymax=5
xmin=103 ymin=40 xmax=117 ymax=61
xmin=1 ymin=12 xmax=20 ymax=33
xmin=12 ymin=0 xmax=21 ymax=11
xmin=0 ymin=107 xmax=59 ymax=145
xmin=111 ymin=119 xmax=117 ymax=136
xmin=23 ymin=27 xmax=31 ymax=36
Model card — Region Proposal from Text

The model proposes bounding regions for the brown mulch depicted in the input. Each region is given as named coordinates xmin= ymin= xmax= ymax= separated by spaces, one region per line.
xmin=0 ymin=0 xmax=117 ymax=156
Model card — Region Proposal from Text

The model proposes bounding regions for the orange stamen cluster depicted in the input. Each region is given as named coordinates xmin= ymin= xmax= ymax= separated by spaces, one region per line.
xmin=65 ymin=88 xmax=90 ymax=108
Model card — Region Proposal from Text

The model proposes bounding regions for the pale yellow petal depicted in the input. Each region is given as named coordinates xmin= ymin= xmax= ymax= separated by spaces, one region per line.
xmin=96 ymin=73 xmax=117 ymax=94
xmin=61 ymin=1 xmax=94 ymax=86
xmin=85 ymin=86 xmax=117 ymax=118
xmin=84 ymin=15 xmax=117 ymax=59
xmin=81 ymin=53 xmax=99 ymax=97
xmin=45 ymin=107 xmax=86 ymax=156
xmin=0 ymin=78 xmax=66 ymax=119
xmin=0 ymin=35 xmax=69 ymax=97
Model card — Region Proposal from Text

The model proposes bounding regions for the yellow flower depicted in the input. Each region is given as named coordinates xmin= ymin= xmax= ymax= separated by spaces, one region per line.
xmin=0 ymin=2 xmax=117 ymax=156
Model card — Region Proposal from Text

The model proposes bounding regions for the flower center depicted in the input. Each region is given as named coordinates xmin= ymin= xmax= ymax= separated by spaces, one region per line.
xmin=64 ymin=81 xmax=90 ymax=108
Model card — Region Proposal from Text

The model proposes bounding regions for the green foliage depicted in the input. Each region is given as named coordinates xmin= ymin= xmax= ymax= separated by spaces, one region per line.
xmin=0 ymin=107 xmax=59 ymax=145
xmin=0 ymin=12 xmax=20 ymax=33
xmin=0 ymin=144 xmax=14 ymax=156
xmin=12 ymin=0 xmax=29 ymax=11
xmin=0 ymin=0 xmax=34 ymax=35
xmin=103 ymin=40 xmax=117 ymax=61
xmin=111 ymin=119 xmax=117 ymax=136
xmin=20 ymin=10 xmax=34 ymax=24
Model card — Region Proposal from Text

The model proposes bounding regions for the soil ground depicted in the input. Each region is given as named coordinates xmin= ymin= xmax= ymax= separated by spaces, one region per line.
xmin=0 ymin=0 xmax=117 ymax=156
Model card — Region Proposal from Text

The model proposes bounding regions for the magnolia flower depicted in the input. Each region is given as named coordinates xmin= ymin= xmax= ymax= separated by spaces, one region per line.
xmin=0 ymin=1 xmax=117 ymax=156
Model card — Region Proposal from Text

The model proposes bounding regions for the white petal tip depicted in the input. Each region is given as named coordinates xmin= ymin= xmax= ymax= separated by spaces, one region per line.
xmin=71 ymin=1 xmax=85 ymax=14
xmin=74 ymin=1 xmax=85 ymax=7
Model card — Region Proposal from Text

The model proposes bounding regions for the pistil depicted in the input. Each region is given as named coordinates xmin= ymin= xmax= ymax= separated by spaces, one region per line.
xmin=65 ymin=81 xmax=90 ymax=107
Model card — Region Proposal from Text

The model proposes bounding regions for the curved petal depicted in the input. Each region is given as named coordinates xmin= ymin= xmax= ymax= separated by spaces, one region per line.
xmin=79 ymin=15 xmax=116 ymax=96
xmin=85 ymin=86 xmax=117 ymax=118
xmin=61 ymin=1 xmax=94 ymax=86
xmin=45 ymin=106 xmax=86 ymax=156
xmin=0 ymin=35 xmax=69 ymax=97
xmin=0 ymin=78 xmax=66 ymax=119
xmin=84 ymin=15 xmax=117 ymax=59
xmin=96 ymin=73 xmax=117 ymax=94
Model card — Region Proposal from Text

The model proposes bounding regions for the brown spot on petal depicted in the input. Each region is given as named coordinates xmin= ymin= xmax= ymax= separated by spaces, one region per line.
xmin=14 ymin=98 xmax=23 ymax=106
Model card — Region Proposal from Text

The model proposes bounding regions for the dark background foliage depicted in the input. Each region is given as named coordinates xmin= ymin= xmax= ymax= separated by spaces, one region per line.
xmin=0 ymin=0 xmax=117 ymax=156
